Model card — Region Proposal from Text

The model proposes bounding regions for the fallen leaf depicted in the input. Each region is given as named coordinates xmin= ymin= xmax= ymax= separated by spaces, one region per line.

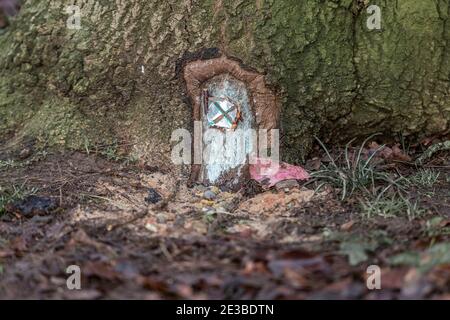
xmin=10 ymin=236 xmax=27 ymax=252
xmin=341 ymin=221 xmax=355 ymax=231
xmin=368 ymin=142 xmax=412 ymax=162
xmin=0 ymin=249 xmax=14 ymax=258
xmin=267 ymin=249 xmax=329 ymax=278
xmin=83 ymin=261 xmax=121 ymax=281
xmin=378 ymin=268 xmax=408 ymax=290
xmin=63 ymin=289 xmax=102 ymax=300
xmin=439 ymin=219 xmax=450 ymax=228
xmin=137 ymin=275 xmax=168 ymax=292
xmin=401 ymin=268 xmax=432 ymax=299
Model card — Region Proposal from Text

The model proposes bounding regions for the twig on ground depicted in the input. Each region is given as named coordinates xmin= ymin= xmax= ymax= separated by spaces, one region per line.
xmin=416 ymin=141 xmax=450 ymax=165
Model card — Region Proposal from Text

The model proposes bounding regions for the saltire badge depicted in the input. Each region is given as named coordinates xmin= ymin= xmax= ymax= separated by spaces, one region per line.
xmin=202 ymin=89 xmax=241 ymax=130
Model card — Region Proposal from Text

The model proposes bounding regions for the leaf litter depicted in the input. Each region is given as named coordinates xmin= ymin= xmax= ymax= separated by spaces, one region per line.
xmin=0 ymin=144 xmax=449 ymax=299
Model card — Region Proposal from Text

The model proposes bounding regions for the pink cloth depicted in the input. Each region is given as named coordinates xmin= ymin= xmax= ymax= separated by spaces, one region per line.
xmin=249 ymin=157 xmax=310 ymax=187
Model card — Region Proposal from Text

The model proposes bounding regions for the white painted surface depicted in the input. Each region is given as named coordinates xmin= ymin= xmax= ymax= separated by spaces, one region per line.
xmin=202 ymin=75 xmax=255 ymax=184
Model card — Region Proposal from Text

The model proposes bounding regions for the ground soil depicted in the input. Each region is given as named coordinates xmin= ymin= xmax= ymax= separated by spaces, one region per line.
xmin=0 ymin=145 xmax=449 ymax=299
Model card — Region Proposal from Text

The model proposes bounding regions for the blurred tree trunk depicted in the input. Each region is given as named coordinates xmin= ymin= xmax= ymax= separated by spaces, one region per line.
xmin=0 ymin=0 xmax=449 ymax=164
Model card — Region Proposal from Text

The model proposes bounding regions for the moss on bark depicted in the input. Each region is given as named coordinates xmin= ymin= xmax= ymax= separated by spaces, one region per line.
xmin=0 ymin=0 xmax=449 ymax=164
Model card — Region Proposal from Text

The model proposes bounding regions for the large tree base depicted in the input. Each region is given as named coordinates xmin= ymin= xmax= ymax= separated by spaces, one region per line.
xmin=0 ymin=0 xmax=448 ymax=165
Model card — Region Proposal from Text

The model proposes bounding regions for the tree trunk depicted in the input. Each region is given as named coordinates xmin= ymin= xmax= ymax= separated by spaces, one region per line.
xmin=0 ymin=0 xmax=449 ymax=164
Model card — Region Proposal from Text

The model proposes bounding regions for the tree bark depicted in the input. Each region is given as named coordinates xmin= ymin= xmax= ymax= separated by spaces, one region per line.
xmin=0 ymin=0 xmax=449 ymax=164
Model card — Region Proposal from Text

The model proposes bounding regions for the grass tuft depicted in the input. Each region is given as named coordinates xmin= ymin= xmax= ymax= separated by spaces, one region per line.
xmin=405 ymin=169 xmax=440 ymax=188
xmin=312 ymin=134 xmax=399 ymax=200
xmin=0 ymin=159 xmax=19 ymax=170
xmin=312 ymin=135 xmax=430 ymax=220
xmin=84 ymin=140 xmax=138 ymax=165
xmin=360 ymin=193 xmax=425 ymax=221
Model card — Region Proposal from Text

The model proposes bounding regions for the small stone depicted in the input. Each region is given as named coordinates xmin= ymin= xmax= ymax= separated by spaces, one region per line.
xmin=156 ymin=213 xmax=167 ymax=224
xmin=19 ymin=148 xmax=32 ymax=160
xmin=216 ymin=206 xmax=228 ymax=213
xmin=203 ymin=190 xmax=217 ymax=200
xmin=145 ymin=223 xmax=158 ymax=233
xmin=202 ymin=206 xmax=215 ymax=213
xmin=145 ymin=188 xmax=162 ymax=204
xmin=275 ymin=179 xmax=300 ymax=191
xmin=209 ymin=186 xmax=220 ymax=194
xmin=195 ymin=185 xmax=208 ymax=192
